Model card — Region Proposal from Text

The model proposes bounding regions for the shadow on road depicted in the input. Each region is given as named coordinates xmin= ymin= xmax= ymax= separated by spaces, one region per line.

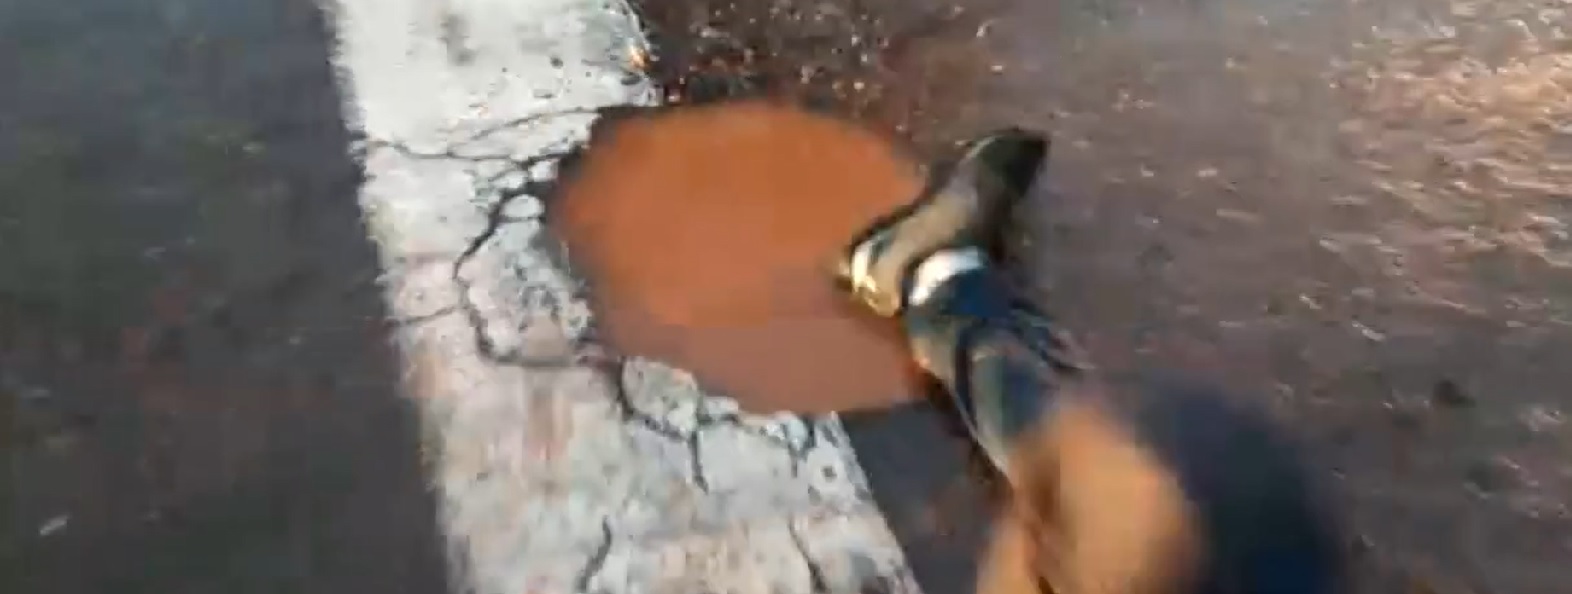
xmin=1 ymin=1 xmax=447 ymax=592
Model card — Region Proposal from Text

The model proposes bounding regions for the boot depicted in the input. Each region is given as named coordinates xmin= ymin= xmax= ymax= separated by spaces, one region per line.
xmin=835 ymin=128 xmax=1048 ymax=317
xmin=834 ymin=129 xmax=1081 ymax=473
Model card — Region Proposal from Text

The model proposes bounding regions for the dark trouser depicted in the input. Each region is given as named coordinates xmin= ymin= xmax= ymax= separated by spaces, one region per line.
xmin=903 ymin=269 xmax=1343 ymax=594
xmin=902 ymin=268 xmax=1083 ymax=476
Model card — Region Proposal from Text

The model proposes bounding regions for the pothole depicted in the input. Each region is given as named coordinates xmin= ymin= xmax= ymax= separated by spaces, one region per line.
xmin=549 ymin=100 xmax=932 ymax=414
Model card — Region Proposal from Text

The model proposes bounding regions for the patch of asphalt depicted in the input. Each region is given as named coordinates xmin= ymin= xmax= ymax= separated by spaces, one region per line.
xmin=628 ymin=0 xmax=1572 ymax=592
xmin=629 ymin=0 xmax=1010 ymax=153
xmin=322 ymin=0 xmax=920 ymax=592
xmin=2 ymin=0 xmax=446 ymax=592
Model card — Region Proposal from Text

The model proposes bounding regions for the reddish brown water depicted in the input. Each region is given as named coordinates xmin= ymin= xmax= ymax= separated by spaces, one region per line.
xmin=552 ymin=101 xmax=930 ymax=413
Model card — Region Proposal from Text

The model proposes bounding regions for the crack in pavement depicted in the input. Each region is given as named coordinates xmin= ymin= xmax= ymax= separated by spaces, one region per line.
xmin=447 ymin=149 xmax=581 ymax=369
xmin=370 ymin=137 xmax=581 ymax=368
xmin=376 ymin=123 xmax=840 ymax=497
xmin=388 ymin=304 xmax=462 ymax=328
xmin=372 ymin=112 xmax=865 ymax=583
xmin=364 ymin=107 xmax=614 ymax=365
xmin=789 ymin=518 xmax=832 ymax=594
xmin=369 ymin=108 xmax=602 ymax=165
xmin=598 ymin=355 xmax=832 ymax=492
xmin=574 ymin=519 xmax=616 ymax=592
xmin=696 ymin=406 xmax=823 ymax=479
xmin=599 ymin=356 xmax=711 ymax=491
xmin=325 ymin=0 xmax=928 ymax=588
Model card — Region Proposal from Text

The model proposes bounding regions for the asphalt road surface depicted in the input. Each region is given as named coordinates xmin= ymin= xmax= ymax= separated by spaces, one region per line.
xmin=1 ymin=1 xmax=447 ymax=592
xmin=4 ymin=0 xmax=1571 ymax=593
xmin=640 ymin=0 xmax=1572 ymax=592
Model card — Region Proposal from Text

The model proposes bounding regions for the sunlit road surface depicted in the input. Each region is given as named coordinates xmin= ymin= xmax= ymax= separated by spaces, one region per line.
xmin=6 ymin=1 xmax=1572 ymax=593
xmin=632 ymin=0 xmax=1572 ymax=592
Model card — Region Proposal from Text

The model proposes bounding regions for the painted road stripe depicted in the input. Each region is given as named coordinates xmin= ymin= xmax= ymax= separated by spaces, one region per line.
xmin=323 ymin=0 xmax=923 ymax=592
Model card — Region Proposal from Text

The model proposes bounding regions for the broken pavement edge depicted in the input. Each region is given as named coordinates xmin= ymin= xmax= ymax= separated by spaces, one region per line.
xmin=320 ymin=0 xmax=924 ymax=592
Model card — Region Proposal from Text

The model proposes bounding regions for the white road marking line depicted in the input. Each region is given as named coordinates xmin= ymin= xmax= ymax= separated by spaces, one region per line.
xmin=321 ymin=0 xmax=924 ymax=592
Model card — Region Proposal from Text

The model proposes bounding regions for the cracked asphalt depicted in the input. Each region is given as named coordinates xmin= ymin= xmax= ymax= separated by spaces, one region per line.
xmin=6 ymin=0 xmax=1571 ymax=593
xmin=2 ymin=0 xmax=970 ymax=592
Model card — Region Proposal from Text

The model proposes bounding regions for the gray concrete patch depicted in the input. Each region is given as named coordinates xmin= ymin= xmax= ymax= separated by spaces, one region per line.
xmin=322 ymin=0 xmax=921 ymax=592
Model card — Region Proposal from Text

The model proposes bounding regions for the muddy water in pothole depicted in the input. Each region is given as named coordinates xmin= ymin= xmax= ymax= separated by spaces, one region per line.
xmin=636 ymin=0 xmax=1572 ymax=592
xmin=551 ymin=101 xmax=929 ymax=413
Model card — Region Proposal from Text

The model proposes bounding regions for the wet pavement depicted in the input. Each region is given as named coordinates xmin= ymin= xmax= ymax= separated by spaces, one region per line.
xmin=0 ymin=1 xmax=447 ymax=592
xmin=635 ymin=0 xmax=1572 ymax=592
